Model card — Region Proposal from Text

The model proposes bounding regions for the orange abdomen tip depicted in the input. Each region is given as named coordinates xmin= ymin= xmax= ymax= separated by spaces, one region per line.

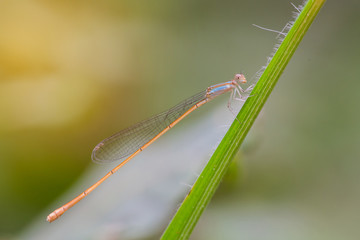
xmin=46 ymin=207 xmax=64 ymax=222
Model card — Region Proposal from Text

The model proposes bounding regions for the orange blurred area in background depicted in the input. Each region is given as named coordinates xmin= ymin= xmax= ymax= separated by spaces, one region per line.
xmin=0 ymin=0 xmax=148 ymax=234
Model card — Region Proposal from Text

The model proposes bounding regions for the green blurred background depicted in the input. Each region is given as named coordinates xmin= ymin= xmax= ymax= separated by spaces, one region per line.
xmin=1 ymin=0 xmax=359 ymax=239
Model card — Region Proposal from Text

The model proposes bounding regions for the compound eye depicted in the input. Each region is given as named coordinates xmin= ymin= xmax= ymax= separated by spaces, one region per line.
xmin=235 ymin=73 xmax=246 ymax=83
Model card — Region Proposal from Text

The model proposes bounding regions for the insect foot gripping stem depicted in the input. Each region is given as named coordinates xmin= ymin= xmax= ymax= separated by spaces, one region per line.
xmin=46 ymin=207 xmax=65 ymax=222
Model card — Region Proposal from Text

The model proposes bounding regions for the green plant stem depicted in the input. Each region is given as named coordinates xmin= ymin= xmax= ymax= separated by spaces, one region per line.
xmin=161 ymin=0 xmax=326 ymax=239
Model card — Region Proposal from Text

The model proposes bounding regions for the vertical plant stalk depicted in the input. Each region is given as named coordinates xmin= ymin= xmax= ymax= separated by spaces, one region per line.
xmin=161 ymin=0 xmax=326 ymax=239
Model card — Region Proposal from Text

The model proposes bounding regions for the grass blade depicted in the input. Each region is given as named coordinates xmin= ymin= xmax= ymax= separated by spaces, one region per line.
xmin=161 ymin=0 xmax=326 ymax=239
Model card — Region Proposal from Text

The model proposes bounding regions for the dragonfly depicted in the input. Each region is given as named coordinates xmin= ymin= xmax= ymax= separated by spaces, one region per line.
xmin=47 ymin=73 xmax=251 ymax=222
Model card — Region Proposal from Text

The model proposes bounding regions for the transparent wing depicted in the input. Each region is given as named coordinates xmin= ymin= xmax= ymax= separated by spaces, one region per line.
xmin=91 ymin=90 xmax=207 ymax=163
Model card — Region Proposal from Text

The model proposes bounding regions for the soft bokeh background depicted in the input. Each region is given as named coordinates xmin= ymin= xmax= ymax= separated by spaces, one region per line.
xmin=0 ymin=0 xmax=359 ymax=239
